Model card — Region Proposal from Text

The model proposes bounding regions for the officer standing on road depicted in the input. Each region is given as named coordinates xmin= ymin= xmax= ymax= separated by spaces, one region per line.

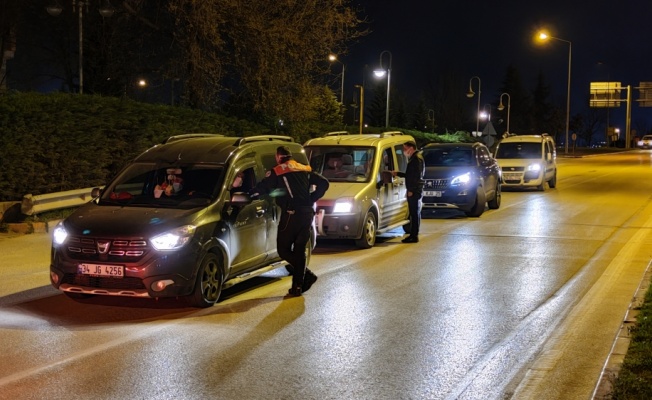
xmin=251 ymin=146 xmax=329 ymax=296
xmin=392 ymin=141 xmax=425 ymax=243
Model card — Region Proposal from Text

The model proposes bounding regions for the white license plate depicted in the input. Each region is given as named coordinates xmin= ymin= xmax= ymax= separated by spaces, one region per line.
xmin=504 ymin=173 xmax=521 ymax=180
xmin=424 ymin=191 xmax=442 ymax=197
xmin=78 ymin=263 xmax=124 ymax=278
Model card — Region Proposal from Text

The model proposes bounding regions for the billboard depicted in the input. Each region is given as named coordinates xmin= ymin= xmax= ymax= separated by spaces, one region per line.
xmin=638 ymin=82 xmax=652 ymax=107
xmin=590 ymin=82 xmax=621 ymax=108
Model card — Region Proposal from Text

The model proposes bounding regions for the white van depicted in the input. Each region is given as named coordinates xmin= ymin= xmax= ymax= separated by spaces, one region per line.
xmin=493 ymin=134 xmax=557 ymax=190
xmin=303 ymin=131 xmax=413 ymax=248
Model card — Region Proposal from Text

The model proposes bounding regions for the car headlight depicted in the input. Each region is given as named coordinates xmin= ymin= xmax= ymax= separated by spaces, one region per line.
xmin=450 ymin=172 xmax=471 ymax=186
xmin=52 ymin=222 xmax=68 ymax=245
xmin=151 ymin=225 xmax=196 ymax=250
xmin=527 ymin=163 xmax=542 ymax=172
xmin=333 ymin=198 xmax=354 ymax=213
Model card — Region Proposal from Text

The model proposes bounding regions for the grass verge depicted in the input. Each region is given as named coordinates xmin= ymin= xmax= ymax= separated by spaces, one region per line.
xmin=610 ymin=284 xmax=652 ymax=399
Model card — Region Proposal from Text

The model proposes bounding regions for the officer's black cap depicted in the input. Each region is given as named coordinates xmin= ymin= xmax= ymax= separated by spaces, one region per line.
xmin=277 ymin=146 xmax=292 ymax=157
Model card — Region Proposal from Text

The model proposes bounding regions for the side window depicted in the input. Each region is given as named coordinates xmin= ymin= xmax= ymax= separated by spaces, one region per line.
xmin=478 ymin=147 xmax=490 ymax=165
xmin=383 ymin=147 xmax=394 ymax=170
xmin=231 ymin=167 xmax=255 ymax=194
xmin=394 ymin=144 xmax=408 ymax=172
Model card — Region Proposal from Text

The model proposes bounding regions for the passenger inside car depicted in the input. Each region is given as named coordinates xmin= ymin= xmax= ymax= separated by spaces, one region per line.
xmin=322 ymin=156 xmax=348 ymax=178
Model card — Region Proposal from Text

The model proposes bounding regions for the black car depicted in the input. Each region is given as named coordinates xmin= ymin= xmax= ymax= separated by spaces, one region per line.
xmin=50 ymin=134 xmax=314 ymax=308
xmin=421 ymin=142 xmax=501 ymax=217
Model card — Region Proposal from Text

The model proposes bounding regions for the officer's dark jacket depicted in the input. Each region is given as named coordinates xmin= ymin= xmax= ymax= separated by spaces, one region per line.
xmin=253 ymin=159 xmax=329 ymax=211
xmin=397 ymin=151 xmax=425 ymax=194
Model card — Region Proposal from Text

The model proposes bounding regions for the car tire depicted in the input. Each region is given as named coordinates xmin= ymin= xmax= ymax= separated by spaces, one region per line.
xmin=187 ymin=252 xmax=223 ymax=308
xmin=488 ymin=182 xmax=501 ymax=209
xmin=548 ymin=171 xmax=557 ymax=188
xmin=465 ymin=187 xmax=485 ymax=218
xmin=355 ymin=211 xmax=377 ymax=249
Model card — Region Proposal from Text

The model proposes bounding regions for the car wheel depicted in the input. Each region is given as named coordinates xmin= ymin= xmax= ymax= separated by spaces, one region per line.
xmin=355 ymin=211 xmax=377 ymax=249
xmin=187 ymin=252 xmax=223 ymax=308
xmin=548 ymin=171 xmax=557 ymax=188
xmin=488 ymin=182 xmax=501 ymax=209
xmin=465 ymin=187 xmax=485 ymax=218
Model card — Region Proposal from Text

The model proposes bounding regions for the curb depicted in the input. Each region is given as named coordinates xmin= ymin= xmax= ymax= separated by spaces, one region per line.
xmin=592 ymin=260 xmax=652 ymax=399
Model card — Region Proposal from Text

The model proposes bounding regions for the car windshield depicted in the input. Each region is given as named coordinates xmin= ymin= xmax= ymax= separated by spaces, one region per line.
xmin=422 ymin=147 xmax=474 ymax=167
xmin=495 ymin=142 xmax=541 ymax=159
xmin=98 ymin=162 xmax=224 ymax=209
xmin=304 ymin=146 xmax=375 ymax=182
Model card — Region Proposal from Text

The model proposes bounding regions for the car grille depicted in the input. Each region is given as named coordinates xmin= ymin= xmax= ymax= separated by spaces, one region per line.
xmin=65 ymin=236 xmax=149 ymax=261
xmin=62 ymin=273 xmax=146 ymax=290
xmin=424 ymin=179 xmax=449 ymax=190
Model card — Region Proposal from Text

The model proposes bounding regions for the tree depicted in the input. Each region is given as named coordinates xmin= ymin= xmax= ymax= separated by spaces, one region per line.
xmin=167 ymin=0 xmax=366 ymax=117
xmin=0 ymin=0 xmax=19 ymax=92
xmin=497 ymin=64 xmax=532 ymax=134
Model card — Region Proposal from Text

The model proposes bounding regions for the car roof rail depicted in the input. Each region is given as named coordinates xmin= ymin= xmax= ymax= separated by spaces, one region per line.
xmin=380 ymin=131 xmax=406 ymax=137
xmin=164 ymin=133 xmax=224 ymax=144
xmin=234 ymin=135 xmax=294 ymax=146
xmin=324 ymin=131 xmax=351 ymax=137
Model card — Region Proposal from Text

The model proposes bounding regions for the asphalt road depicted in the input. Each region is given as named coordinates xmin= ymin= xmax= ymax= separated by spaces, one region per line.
xmin=1 ymin=151 xmax=652 ymax=399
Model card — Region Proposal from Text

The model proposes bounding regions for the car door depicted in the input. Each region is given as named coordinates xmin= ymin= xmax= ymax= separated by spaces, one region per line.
xmin=477 ymin=145 xmax=498 ymax=197
xmin=377 ymin=145 xmax=408 ymax=228
xmin=224 ymin=165 xmax=269 ymax=272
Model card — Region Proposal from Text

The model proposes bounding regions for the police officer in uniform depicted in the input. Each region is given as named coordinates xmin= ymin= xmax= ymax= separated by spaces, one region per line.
xmin=251 ymin=146 xmax=329 ymax=296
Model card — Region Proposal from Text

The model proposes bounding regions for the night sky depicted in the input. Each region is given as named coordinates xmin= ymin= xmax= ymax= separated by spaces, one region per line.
xmin=346 ymin=0 xmax=652 ymax=135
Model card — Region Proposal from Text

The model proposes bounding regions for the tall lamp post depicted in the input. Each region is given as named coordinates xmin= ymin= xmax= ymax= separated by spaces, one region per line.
xmin=538 ymin=31 xmax=572 ymax=154
xmin=373 ymin=50 xmax=393 ymax=128
xmin=466 ymin=76 xmax=481 ymax=135
xmin=328 ymin=53 xmax=345 ymax=105
xmin=47 ymin=0 xmax=115 ymax=94
xmin=354 ymin=84 xmax=364 ymax=135
xmin=497 ymin=92 xmax=511 ymax=135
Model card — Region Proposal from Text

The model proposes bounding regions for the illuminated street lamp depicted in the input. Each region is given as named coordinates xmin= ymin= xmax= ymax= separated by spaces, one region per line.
xmin=481 ymin=104 xmax=491 ymax=121
xmin=537 ymin=31 xmax=572 ymax=154
xmin=328 ymin=54 xmax=345 ymax=105
xmin=46 ymin=0 xmax=115 ymax=94
xmin=497 ymin=92 xmax=511 ymax=135
xmin=466 ymin=76 xmax=481 ymax=135
xmin=373 ymin=50 xmax=392 ymax=128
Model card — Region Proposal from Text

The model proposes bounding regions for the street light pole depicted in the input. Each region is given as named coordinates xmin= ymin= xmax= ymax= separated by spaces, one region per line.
xmin=47 ymin=0 xmax=114 ymax=94
xmin=328 ymin=54 xmax=345 ymax=105
xmin=354 ymin=84 xmax=364 ymax=135
xmin=538 ymin=32 xmax=572 ymax=154
xmin=373 ymin=50 xmax=393 ymax=128
xmin=498 ymin=92 xmax=511 ymax=135
xmin=466 ymin=76 xmax=481 ymax=135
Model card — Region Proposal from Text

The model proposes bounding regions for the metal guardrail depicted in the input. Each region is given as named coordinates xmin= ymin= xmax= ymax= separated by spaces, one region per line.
xmin=21 ymin=187 xmax=96 ymax=216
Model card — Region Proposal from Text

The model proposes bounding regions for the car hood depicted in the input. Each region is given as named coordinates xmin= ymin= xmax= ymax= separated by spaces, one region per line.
xmin=423 ymin=166 xmax=476 ymax=179
xmin=317 ymin=181 xmax=371 ymax=201
xmin=62 ymin=203 xmax=204 ymax=237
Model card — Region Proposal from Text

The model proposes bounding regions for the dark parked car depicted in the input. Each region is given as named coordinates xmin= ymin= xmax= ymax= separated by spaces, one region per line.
xmin=421 ymin=142 xmax=501 ymax=217
xmin=50 ymin=134 xmax=314 ymax=308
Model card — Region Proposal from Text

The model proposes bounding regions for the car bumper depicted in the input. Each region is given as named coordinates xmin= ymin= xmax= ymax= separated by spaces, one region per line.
xmin=50 ymin=245 xmax=202 ymax=299
xmin=422 ymin=189 xmax=475 ymax=211
xmin=501 ymin=170 xmax=544 ymax=187
xmin=315 ymin=211 xmax=363 ymax=239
